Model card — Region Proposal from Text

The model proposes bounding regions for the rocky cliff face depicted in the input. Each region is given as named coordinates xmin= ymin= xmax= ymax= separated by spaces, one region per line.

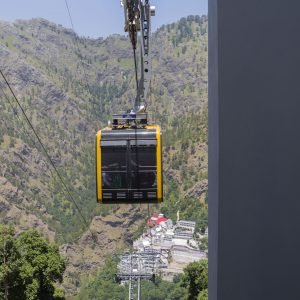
xmin=60 ymin=205 xmax=146 ymax=295
xmin=0 ymin=15 xmax=208 ymax=296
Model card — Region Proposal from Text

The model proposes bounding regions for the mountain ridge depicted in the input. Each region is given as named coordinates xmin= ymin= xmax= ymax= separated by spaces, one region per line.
xmin=0 ymin=15 xmax=208 ymax=296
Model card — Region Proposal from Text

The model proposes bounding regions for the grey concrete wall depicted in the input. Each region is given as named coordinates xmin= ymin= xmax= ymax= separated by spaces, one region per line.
xmin=208 ymin=1 xmax=300 ymax=299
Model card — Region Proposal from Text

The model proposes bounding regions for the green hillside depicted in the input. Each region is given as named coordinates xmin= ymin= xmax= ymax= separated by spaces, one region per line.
xmin=0 ymin=15 xmax=208 ymax=295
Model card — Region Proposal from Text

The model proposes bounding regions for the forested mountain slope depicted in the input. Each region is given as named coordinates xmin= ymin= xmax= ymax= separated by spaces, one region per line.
xmin=0 ymin=15 xmax=208 ymax=295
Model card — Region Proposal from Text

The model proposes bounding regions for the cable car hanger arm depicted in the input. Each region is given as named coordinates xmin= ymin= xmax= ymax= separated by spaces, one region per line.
xmin=121 ymin=0 xmax=155 ymax=114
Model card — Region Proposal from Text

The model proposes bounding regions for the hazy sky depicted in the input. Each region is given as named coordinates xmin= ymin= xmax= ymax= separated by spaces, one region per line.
xmin=0 ymin=0 xmax=208 ymax=38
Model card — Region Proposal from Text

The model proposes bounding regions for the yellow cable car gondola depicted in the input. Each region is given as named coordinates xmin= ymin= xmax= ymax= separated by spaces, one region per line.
xmin=96 ymin=123 xmax=162 ymax=203
xmin=96 ymin=0 xmax=162 ymax=203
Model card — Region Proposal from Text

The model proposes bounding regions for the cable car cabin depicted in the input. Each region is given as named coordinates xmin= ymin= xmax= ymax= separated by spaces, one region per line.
xmin=95 ymin=125 xmax=162 ymax=204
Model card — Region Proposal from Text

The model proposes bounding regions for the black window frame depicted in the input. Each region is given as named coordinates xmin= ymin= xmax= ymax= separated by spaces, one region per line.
xmin=101 ymin=139 xmax=157 ymax=190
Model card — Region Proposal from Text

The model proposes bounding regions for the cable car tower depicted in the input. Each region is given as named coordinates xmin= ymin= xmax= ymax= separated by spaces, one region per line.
xmin=95 ymin=0 xmax=163 ymax=204
xmin=116 ymin=249 xmax=165 ymax=300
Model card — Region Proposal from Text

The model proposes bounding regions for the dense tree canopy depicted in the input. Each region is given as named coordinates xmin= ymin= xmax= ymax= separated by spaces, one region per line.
xmin=180 ymin=260 xmax=208 ymax=300
xmin=197 ymin=289 xmax=208 ymax=300
xmin=0 ymin=225 xmax=65 ymax=300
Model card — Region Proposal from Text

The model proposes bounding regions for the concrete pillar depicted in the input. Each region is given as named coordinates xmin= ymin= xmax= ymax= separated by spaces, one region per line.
xmin=208 ymin=1 xmax=300 ymax=299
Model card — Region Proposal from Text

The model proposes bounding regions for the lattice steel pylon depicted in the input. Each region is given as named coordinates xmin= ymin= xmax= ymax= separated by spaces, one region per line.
xmin=116 ymin=249 xmax=165 ymax=300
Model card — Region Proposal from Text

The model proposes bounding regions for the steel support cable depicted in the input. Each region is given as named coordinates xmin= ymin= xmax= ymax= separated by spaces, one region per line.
xmin=0 ymin=87 xmax=90 ymax=262
xmin=62 ymin=0 xmax=100 ymax=201
xmin=133 ymin=48 xmax=139 ymax=92
xmin=0 ymin=84 xmax=65 ymax=192
xmin=0 ymin=85 xmax=77 ymax=250
xmin=64 ymin=0 xmax=100 ymax=117
xmin=0 ymin=69 xmax=96 ymax=240
xmin=0 ymin=86 xmax=28 ymax=138
xmin=147 ymin=203 xmax=153 ymax=246
xmin=62 ymin=0 xmax=111 ymax=245
xmin=13 ymin=24 xmax=91 ymax=240
xmin=0 ymin=84 xmax=56 ymax=179
xmin=64 ymin=0 xmax=75 ymax=30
